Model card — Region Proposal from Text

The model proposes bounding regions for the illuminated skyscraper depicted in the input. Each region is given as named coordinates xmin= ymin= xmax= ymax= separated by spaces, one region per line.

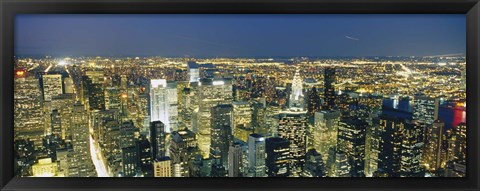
xmin=210 ymin=104 xmax=234 ymax=168
xmin=14 ymin=71 xmax=45 ymax=147
xmin=42 ymin=74 xmax=63 ymax=101
xmin=323 ymin=67 xmax=336 ymax=110
xmin=277 ymin=110 xmax=307 ymax=173
xmin=135 ymin=138 xmax=153 ymax=177
xmin=289 ymin=69 xmax=304 ymax=109
xmin=150 ymin=121 xmax=166 ymax=159
xmin=265 ymin=137 xmax=290 ymax=177
xmin=70 ymin=102 xmax=96 ymax=177
xmin=377 ymin=115 xmax=406 ymax=177
xmin=423 ymin=120 xmax=446 ymax=172
xmin=32 ymin=158 xmax=58 ymax=177
xmin=105 ymin=86 xmax=121 ymax=110
xmin=399 ymin=122 xmax=423 ymax=177
xmin=232 ymin=101 xmax=253 ymax=142
xmin=247 ymin=133 xmax=266 ymax=177
xmin=195 ymin=78 xmax=233 ymax=157
xmin=337 ymin=118 xmax=367 ymax=177
xmin=313 ymin=110 xmax=340 ymax=164
xmin=150 ymin=79 xmax=178 ymax=133
xmin=228 ymin=142 xmax=243 ymax=177
xmin=50 ymin=109 xmax=62 ymax=137
xmin=51 ymin=94 xmax=75 ymax=140
xmin=170 ymin=129 xmax=199 ymax=177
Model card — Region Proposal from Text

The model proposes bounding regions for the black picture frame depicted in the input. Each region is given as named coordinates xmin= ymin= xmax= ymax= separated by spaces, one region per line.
xmin=1 ymin=0 xmax=479 ymax=191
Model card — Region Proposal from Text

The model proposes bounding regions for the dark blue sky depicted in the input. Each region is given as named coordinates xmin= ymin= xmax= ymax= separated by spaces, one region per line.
xmin=15 ymin=14 xmax=465 ymax=58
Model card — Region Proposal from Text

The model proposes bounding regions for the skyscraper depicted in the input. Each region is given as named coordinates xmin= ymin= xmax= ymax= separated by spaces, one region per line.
xmin=136 ymin=138 xmax=153 ymax=177
xmin=228 ymin=142 xmax=243 ymax=177
xmin=313 ymin=110 xmax=341 ymax=164
xmin=14 ymin=71 xmax=45 ymax=147
xmin=170 ymin=129 xmax=199 ymax=177
xmin=150 ymin=121 xmax=166 ymax=160
xmin=150 ymin=79 xmax=178 ymax=133
xmin=70 ymin=102 xmax=96 ymax=177
xmin=210 ymin=104 xmax=234 ymax=167
xmin=324 ymin=67 xmax=336 ymax=110
xmin=377 ymin=115 xmax=405 ymax=177
xmin=42 ymin=74 xmax=63 ymax=101
xmin=423 ymin=120 xmax=446 ymax=172
xmin=337 ymin=117 xmax=367 ymax=177
xmin=195 ymin=78 xmax=233 ymax=157
xmin=232 ymin=101 xmax=253 ymax=142
xmin=302 ymin=149 xmax=325 ymax=177
xmin=277 ymin=110 xmax=307 ymax=173
xmin=247 ymin=133 xmax=266 ymax=177
xmin=289 ymin=69 xmax=304 ymax=110
xmin=265 ymin=137 xmax=290 ymax=177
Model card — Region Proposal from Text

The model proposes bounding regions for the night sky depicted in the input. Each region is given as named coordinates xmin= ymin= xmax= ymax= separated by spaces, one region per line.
xmin=15 ymin=14 xmax=465 ymax=58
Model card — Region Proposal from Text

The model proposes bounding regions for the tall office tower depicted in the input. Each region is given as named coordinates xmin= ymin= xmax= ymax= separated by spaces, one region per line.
xmin=333 ymin=151 xmax=350 ymax=177
xmin=105 ymin=86 xmax=121 ymax=110
xmin=247 ymin=134 xmax=266 ymax=177
xmin=104 ymin=121 xmax=122 ymax=176
xmin=188 ymin=61 xmax=200 ymax=83
xmin=196 ymin=78 xmax=233 ymax=157
xmin=180 ymin=87 xmax=195 ymax=131
xmin=175 ymin=81 xmax=189 ymax=127
xmin=277 ymin=111 xmax=307 ymax=173
xmin=136 ymin=138 xmax=153 ymax=177
xmin=444 ymin=160 xmax=466 ymax=177
xmin=289 ymin=69 xmax=304 ymax=110
xmin=423 ymin=120 xmax=446 ymax=172
xmin=365 ymin=118 xmax=381 ymax=177
xmin=42 ymin=74 xmax=63 ymax=101
xmin=313 ymin=110 xmax=341 ymax=164
xmin=377 ymin=115 xmax=405 ymax=177
xmin=210 ymin=104 xmax=234 ymax=167
xmin=307 ymin=87 xmax=321 ymax=118
xmin=447 ymin=123 xmax=466 ymax=162
xmin=154 ymin=157 xmax=172 ymax=177
xmin=14 ymin=71 xmax=45 ymax=147
xmin=232 ymin=101 xmax=253 ymax=142
xmin=149 ymin=79 xmax=178 ymax=133
xmin=82 ymin=72 xmax=106 ymax=110
xmin=302 ymin=149 xmax=325 ymax=177
xmin=399 ymin=122 xmax=423 ymax=177
xmin=119 ymin=121 xmax=137 ymax=177
xmin=50 ymin=109 xmax=62 ymax=137
xmin=121 ymin=146 xmax=138 ymax=177
xmin=170 ymin=129 xmax=199 ymax=177
xmin=252 ymin=101 xmax=268 ymax=136
xmin=137 ymin=93 xmax=150 ymax=136
xmin=337 ymin=118 xmax=367 ymax=177
xmin=120 ymin=120 xmax=136 ymax=149
xmin=150 ymin=121 xmax=166 ymax=159
xmin=265 ymin=137 xmax=290 ymax=177
xmin=323 ymin=67 xmax=336 ymax=111
xmin=51 ymin=94 xmax=75 ymax=140
xmin=70 ymin=102 xmax=96 ymax=177
xmin=228 ymin=142 xmax=243 ymax=177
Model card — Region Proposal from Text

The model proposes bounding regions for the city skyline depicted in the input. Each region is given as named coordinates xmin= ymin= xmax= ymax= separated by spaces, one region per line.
xmin=15 ymin=14 xmax=465 ymax=58
xmin=13 ymin=15 xmax=467 ymax=178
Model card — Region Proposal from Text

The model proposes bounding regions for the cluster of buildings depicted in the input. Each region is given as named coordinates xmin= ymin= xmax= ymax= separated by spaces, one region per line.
xmin=13 ymin=56 xmax=466 ymax=177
